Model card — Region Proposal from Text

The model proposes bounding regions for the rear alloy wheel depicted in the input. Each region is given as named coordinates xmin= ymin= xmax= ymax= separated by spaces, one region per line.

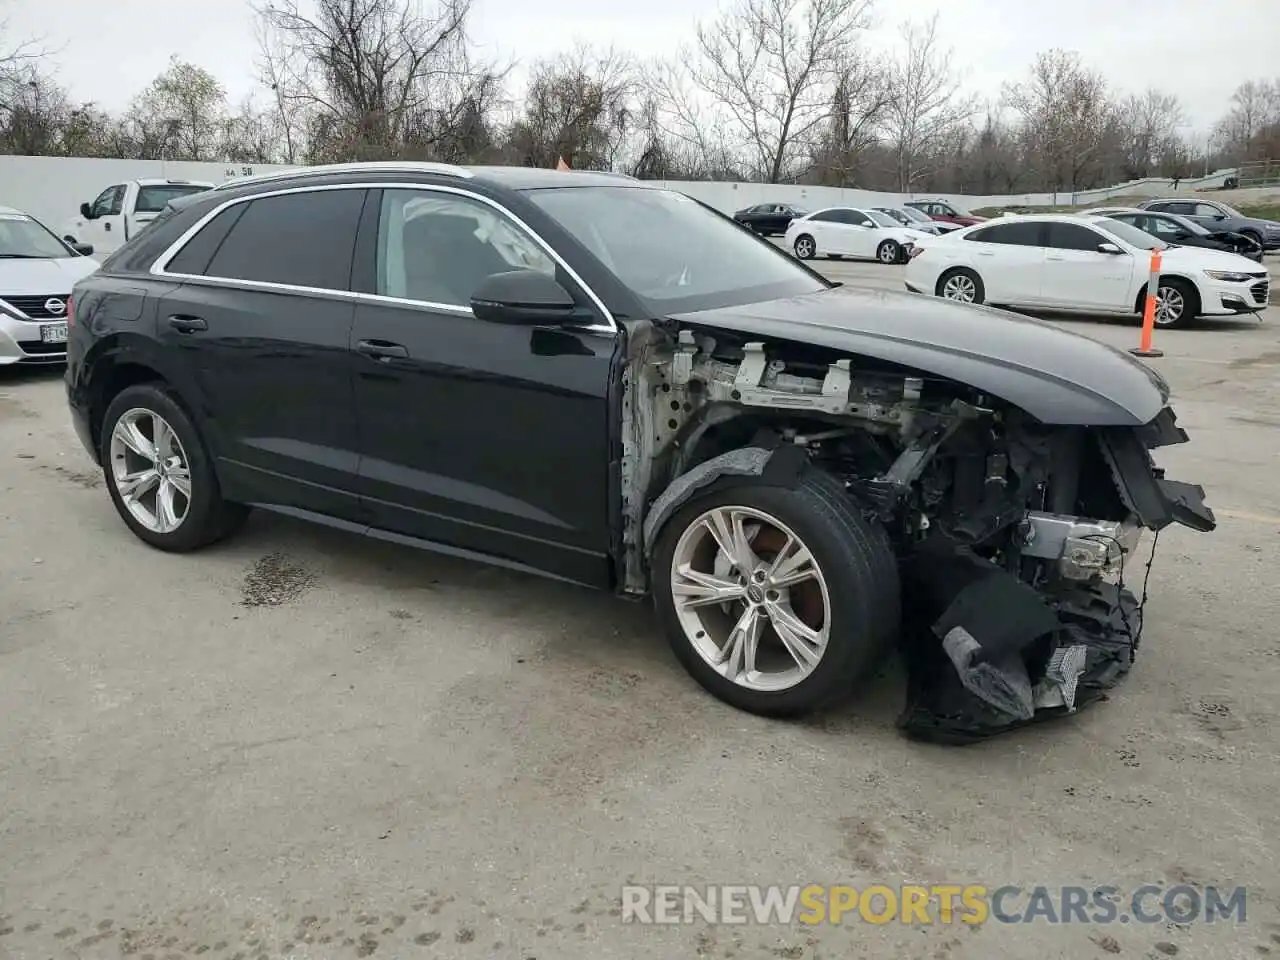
xmin=937 ymin=268 xmax=985 ymax=305
xmin=101 ymin=384 xmax=247 ymax=551
xmin=1154 ymin=277 xmax=1198 ymax=328
xmin=877 ymin=239 xmax=902 ymax=264
xmin=793 ymin=234 xmax=816 ymax=260
xmin=653 ymin=468 xmax=900 ymax=717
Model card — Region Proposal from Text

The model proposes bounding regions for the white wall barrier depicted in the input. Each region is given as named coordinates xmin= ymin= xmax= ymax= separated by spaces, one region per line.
xmin=0 ymin=154 xmax=1243 ymax=232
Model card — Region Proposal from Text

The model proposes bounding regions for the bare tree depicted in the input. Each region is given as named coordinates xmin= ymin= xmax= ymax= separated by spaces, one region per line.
xmin=254 ymin=0 xmax=497 ymax=162
xmin=1116 ymin=89 xmax=1185 ymax=178
xmin=883 ymin=13 xmax=976 ymax=190
xmin=117 ymin=57 xmax=228 ymax=161
xmin=690 ymin=0 xmax=876 ymax=183
xmin=504 ymin=45 xmax=634 ymax=170
xmin=1003 ymin=49 xmax=1115 ymax=197
xmin=807 ymin=52 xmax=892 ymax=185
xmin=1214 ymin=78 xmax=1280 ymax=162
xmin=642 ymin=56 xmax=745 ymax=179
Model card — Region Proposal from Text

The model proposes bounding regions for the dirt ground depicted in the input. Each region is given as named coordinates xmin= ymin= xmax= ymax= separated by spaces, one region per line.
xmin=2 ymin=264 xmax=1278 ymax=960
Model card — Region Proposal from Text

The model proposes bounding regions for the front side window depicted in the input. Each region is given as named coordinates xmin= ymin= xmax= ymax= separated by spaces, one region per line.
xmin=866 ymin=210 xmax=900 ymax=228
xmin=0 ymin=213 xmax=73 ymax=259
xmin=845 ymin=210 xmax=874 ymax=227
xmin=1194 ymin=203 xmax=1227 ymax=219
xmin=135 ymin=184 xmax=210 ymax=213
xmin=1095 ymin=218 xmax=1165 ymax=251
xmin=524 ymin=185 xmax=828 ymax=314
xmin=92 ymin=185 xmax=125 ymax=218
xmin=200 ymin=188 xmax=365 ymax=291
xmin=376 ymin=189 xmax=555 ymax=306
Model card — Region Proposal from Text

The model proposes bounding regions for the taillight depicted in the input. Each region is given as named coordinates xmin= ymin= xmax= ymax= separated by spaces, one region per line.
xmin=66 ymin=295 xmax=74 ymax=328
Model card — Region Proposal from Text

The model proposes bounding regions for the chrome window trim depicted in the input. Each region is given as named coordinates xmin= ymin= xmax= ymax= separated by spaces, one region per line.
xmin=209 ymin=161 xmax=473 ymax=192
xmin=149 ymin=181 xmax=618 ymax=336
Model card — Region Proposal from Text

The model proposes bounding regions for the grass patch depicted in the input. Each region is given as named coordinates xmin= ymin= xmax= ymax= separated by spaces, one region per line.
xmin=971 ymin=198 xmax=1280 ymax=221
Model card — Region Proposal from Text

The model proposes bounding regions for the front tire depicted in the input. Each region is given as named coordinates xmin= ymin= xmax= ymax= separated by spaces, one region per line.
xmin=1153 ymin=277 xmax=1198 ymax=328
xmin=100 ymin=384 xmax=247 ymax=551
xmin=652 ymin=466 xmax=900 ymax=718
xmin=877 ymin=239 xmax=902 ymax=264
xmin=793 ymin=234 xmax=816 ymax=260
xmin=936 ymin=267 xmax=985 ymax=304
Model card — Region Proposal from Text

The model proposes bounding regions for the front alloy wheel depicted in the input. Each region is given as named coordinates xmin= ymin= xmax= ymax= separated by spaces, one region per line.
xmin=1154 ymin=283 xmax=1186 ymax=326
xmin=653 ymin=468 xmax=901 ymax=717
xmin=670 ymin=506 xmax=831 ymax=692
xmin=942 ymin=273 xmax=978 ymax=302
xmin=110 ymin=408 xmax=192 ymax=534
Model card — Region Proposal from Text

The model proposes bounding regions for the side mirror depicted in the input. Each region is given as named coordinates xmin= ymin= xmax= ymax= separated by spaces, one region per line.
xmin=470 ymin=269 xmax=578 ymax=325
xmin=80 ymin=202 xmax=95 ymax=219
xmin=72 ymin=242 xmax=94 ymax=256
xmin=1097 ymin=242 xmax=1124 ymax=255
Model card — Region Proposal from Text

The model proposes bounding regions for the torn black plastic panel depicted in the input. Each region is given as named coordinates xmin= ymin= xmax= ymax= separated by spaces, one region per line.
xmin=896 ymin=533 xmax=1146 ymax=745
xmin=1097 ymin=424 xmax=1215 ymax=533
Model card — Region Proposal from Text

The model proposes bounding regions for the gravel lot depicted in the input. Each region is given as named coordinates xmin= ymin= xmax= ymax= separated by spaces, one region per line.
xmin=2 ymin=262 xmax=1279 ymax=960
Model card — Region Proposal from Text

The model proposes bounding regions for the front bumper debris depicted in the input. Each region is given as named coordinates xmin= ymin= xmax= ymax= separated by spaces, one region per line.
xmin=895 ymin=406 xmax=1212 ymax=744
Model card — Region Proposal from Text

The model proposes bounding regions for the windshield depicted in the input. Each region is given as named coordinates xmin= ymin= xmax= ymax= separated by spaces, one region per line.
xmin=898 ymin=206 xmax=933 ymax=224
xmin=0 ymin=213 xmax=73 ymax=258
xmin=1096 ymin=218 xmax=1167 ymax=251
xmin=1167 ymin=215 xmax=1210 ymax=236
xmin=524 ymin=186 xmax=828 ymax=314
xmin=866 ymin=210 xmax=901 ymax=228
xmin=135 ymin=184 xmax=210 ymax=213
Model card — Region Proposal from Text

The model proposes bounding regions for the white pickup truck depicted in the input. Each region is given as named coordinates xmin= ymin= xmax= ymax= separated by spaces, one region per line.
xmin=61 ymin=178 xmax=215 ymax=256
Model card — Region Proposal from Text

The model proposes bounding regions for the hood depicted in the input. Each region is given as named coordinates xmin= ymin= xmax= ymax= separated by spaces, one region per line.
xmin=1159 ymin=244 xmax=1268 ymax=273
xmin=670 ymin=286 xmax=1169 ymax=427
xmin=0 ymin=256 xmax=100 ymax=297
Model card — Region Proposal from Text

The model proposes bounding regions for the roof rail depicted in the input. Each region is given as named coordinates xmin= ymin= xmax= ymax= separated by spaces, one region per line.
xmin=212 ymin=161 xmax=473 ymax=191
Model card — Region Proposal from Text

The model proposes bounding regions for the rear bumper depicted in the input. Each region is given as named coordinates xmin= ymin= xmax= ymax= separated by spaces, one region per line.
xmin=65 ymin=370 xmax=99 ymax=463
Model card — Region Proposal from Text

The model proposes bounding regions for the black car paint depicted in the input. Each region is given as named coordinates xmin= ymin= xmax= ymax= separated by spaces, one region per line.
xmin=67 ymin=165 xmax=1174 ymax=593
xmin=671 ymin=285 xmax=1169 ymax=426
xmin=733 ymin=204 xmax=805 ymax=236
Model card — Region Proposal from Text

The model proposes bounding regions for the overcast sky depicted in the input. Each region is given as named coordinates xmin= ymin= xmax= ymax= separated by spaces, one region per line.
xmin=5 ymin=0 xmax=1275 ymax=136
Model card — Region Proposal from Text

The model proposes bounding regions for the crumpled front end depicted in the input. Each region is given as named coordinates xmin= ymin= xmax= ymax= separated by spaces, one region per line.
xmin=886 ymin=407 xmax=1213 ymax=744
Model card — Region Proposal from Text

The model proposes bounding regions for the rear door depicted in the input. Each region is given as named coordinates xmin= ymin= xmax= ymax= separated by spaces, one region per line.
xmin=1040 ymin=221 xmax=1133 ymax=310
xmin=961 ymin=221 xmax=1047 ymax=303
xmin=347 ymin=186 xmax=617 ymax=587
xmin=153 ymin=186 xmax=366 ymax=519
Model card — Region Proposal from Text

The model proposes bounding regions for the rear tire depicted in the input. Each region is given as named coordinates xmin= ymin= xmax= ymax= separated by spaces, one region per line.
xmin=793 ymin=234 xmax=816 ymax=260
xmin=100 ymin=384 xmax=247 ymax=552
xmin=877 ymin=239 xmax=902 ymax=264
xmin=652 ymin=465 xmax=900 ymax=718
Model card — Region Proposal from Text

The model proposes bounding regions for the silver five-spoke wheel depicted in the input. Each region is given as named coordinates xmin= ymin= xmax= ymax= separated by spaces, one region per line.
xmin=669 ymin=505 xmax=831 ymax=692
xmin=109 ymin=408 xmax=192 ymax=534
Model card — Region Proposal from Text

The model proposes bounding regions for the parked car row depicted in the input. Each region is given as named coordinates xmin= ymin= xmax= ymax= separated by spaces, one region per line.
xmin=902 ymin=212 xmax=1271 ymax=328
xmin=734 ymin=197 xmax=983 ymax=240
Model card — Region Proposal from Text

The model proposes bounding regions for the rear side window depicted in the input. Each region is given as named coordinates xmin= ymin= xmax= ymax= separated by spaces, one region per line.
xmin=967 ymin=222 xmax=1044 ymax=246
xmin=165 ymin=204 xmax=248 ymax=275
xmin=810 ymin=210 xmax=840 ymax=222
xmin=1045 ymin=222 xmax=1107 ymax=251
xmin=200 ymin=189 xmax=366 ymax=291
xmin=135 ymin=184 xmax=210 ymax=213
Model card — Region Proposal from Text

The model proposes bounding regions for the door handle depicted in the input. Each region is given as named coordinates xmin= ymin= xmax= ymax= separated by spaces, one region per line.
xmin=356 ymin=339 xmax=409 ymax=361
xmin=167 ymin=314 xmax=207 ymax=333
xmin=1046 ymin=255 xmax=1065 ymax=261
xmin=104 ymin=222 xmax=112 ymax=231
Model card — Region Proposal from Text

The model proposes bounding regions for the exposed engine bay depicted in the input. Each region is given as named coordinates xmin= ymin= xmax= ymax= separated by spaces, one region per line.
xmin=621 ymin=320 xmax=1216 ymax=742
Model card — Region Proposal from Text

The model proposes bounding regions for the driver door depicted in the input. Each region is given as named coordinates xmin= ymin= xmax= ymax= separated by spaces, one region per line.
xmin=348 ymin=186 xmax=619 ymax=588
xmin=79 ymin=184 xmax=126 ymax=252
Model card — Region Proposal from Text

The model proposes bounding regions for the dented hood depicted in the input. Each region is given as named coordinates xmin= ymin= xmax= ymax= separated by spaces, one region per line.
xmin=670 ymin=286 xmax=1169 ymax=426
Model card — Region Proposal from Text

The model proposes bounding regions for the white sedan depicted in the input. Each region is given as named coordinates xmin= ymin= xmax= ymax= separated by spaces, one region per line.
xmin=0 ymin=205 xmax=100 ymax=365
xmin=784 ymin=207 xmax=934 ymax=264
xmin=903 ymin=213 xmax=1271 ymax=328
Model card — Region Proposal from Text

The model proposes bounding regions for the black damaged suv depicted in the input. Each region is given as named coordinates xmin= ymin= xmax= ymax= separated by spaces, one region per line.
xmin=65 ymin=162 xmax=1215 ymax=740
